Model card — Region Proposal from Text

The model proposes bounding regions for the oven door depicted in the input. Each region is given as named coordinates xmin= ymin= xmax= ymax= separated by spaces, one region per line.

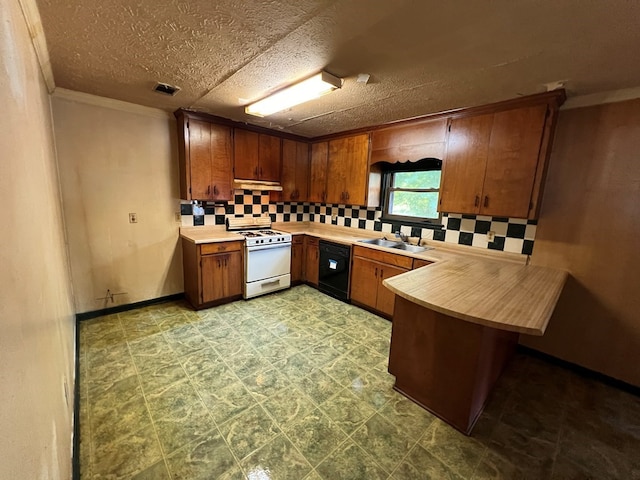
xmin=246 ymin=243 xmax=292 ymax=282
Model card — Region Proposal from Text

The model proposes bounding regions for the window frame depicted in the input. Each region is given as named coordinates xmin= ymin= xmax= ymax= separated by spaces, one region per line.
xmin=380 ymin=160 xmax=443 ymax=226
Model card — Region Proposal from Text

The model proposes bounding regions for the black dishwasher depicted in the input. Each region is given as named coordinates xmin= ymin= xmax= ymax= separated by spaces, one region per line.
xmin=318 ymin=240 xmax=351 ymax=301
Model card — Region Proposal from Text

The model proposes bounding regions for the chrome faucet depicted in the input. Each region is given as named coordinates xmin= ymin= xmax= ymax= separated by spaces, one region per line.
xmin=395 ymin=231 xmax=408 ymax=243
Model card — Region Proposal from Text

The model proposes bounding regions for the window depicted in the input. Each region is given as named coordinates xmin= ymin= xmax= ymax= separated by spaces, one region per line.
xmin=382 ymin=159 xmax=442 ymax=224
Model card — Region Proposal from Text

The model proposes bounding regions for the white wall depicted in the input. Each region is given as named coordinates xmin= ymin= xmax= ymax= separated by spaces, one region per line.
xmin=0 ymin=0 xmax=76 ymax=478
xmin=51 ymin=92 xmax=183 ymax=314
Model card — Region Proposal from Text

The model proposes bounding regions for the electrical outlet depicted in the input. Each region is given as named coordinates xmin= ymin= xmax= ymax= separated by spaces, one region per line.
xmin=129 ymin=213 xmax=137 ymax=223
xmin=486 ymin=230 xmax=495 ymax=242
xmin=175 ymin=212 xmax=181 ymax=222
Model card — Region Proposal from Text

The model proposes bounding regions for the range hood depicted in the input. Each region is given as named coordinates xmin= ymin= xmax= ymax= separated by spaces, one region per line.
xmin=233 ymin=179 xmax=283 ymax=191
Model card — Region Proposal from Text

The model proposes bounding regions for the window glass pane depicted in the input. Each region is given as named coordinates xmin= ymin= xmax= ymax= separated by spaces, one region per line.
xmin=393 ymin=171 xmax=441 ymax=189
xmin=390 ymin=191 xmax=439 ymax=219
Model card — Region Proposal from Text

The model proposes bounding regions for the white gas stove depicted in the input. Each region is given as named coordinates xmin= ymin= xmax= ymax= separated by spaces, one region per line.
xmin=227 ymin=217 xmax=292 ymax=299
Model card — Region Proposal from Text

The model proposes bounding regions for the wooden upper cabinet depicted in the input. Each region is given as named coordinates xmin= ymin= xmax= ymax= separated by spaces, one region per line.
xmin=440 ymin=102 xmax=552 ymax=219
xmin=259 ymin=134 xmax=282 ymax=181
xmin=326 ymin=134 xmax=370 ymax=205
xmin=440 ymin=114 xmax=493 ymax=215
xmin=176 ymin=114 xmax=232 ymax=201
xmin=280 ymin=139 xmax=310 ymax=202
xmin=309 ymin=142 xmax=328 ymax=203
xmin=233 ymin=129 xmax=281 ymax=181
xmin=482 ymin=105 xmax=548 ymax=218
xmin=233 ymin=129 xmax=260 ymax=180
xmin=370 ymin=118 xmax=447 ymax=164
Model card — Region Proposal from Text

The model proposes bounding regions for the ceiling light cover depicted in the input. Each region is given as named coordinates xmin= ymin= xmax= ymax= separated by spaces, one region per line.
xmin=245 ymin=71 xmax=342 ymax=117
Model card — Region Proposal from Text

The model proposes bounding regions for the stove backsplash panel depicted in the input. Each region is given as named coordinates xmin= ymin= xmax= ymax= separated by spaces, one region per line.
xmin=180 ymin=190 xmax=536 ymax=255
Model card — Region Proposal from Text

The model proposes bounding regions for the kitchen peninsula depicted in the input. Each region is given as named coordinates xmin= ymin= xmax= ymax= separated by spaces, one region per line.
xmin=384 ymin=257 xmax=567 ymax=434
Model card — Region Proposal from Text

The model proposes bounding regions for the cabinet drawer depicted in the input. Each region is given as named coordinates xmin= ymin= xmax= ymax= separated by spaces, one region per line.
xmin=352 ymin=245 xmax=413 ymax=269
xmin=305 ymin=236 xmax=319 ymax=247
xmin=292 ymin=235 xmax=304 ymax=245
xmin=200 ymin=241 xmax=243 ymax=255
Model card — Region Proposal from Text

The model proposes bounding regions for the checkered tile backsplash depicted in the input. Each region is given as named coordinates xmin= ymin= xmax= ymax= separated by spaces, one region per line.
xmin=180 ymin=191 xmax=537 ymax=255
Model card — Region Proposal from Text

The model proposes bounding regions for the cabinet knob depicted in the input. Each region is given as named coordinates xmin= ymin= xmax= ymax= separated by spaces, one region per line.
xmin=259 ymin=167 xmax=263 ymax=177
xmin=213 ymin=185 xmax=219 ymax=195
xmin=207 ymin=185 xmax=211 ymax=195
xmin=484 ymin=196 xmax=489 ymax=208
xmin=474 ymin=195 xmax=479 ymax=207
xmin=254 ymin=167 xmax=258 ymax=176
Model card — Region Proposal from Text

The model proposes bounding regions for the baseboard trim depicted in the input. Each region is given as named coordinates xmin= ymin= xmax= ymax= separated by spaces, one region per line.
xmin=72 ymin=317 xmax=80 ymax=480
xmin=76 ymin=293 xmax=185 ymax=321
xmin=517 ymin=345 xmax=639 ymax=397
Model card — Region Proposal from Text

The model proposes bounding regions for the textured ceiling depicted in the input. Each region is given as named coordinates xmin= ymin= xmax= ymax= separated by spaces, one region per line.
xmin=37 ymin=0 xmax=640 ymax=137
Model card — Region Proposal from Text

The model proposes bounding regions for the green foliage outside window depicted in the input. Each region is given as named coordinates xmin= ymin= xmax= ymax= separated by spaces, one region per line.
xmin=387 ymin=170 xmax=441 ymax=220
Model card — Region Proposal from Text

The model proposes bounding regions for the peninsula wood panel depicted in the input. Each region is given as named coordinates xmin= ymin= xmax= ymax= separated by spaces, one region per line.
xmin=440 ymin=115 xmax=492 ymax=214
xmin=521 ymin=98 xmax=640 ymax=387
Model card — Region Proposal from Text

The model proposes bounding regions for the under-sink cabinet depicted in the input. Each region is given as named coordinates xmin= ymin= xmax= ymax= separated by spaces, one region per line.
xmin=350 ymin=245 xmax=423 ymax=317
xmin=182 ymin=239 xmax=243 ymax=309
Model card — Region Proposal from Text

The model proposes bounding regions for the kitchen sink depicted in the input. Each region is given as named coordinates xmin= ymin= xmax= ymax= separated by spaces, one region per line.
xmin=358 ymin=238 xmax=403 ymax=248
xmin=393 ymin=243 xmax=431 ymax=253
xmin=357 ymin=238 xmax=431 ymax=253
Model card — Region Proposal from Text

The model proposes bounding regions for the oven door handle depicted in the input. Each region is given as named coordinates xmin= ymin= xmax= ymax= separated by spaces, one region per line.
xmin=246 ymin=243 xmax=291 ymax=252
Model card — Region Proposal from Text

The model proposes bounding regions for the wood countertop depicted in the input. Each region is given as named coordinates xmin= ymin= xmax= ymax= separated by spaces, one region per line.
xmin=383 ymin=255 xmax=567 ymax=336
xmin=180 ymin=222 xmax=567 ymax=335
xmin=180 ymin=226 xmax=245 ymax=243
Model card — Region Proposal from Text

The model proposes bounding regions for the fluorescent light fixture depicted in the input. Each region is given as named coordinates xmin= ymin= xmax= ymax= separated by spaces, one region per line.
xmin=245 ymin=71 xmax=342 ymax=117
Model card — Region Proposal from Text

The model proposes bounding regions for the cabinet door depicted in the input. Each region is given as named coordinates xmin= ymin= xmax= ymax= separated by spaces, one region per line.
xmin=281 ymin=139 xmax=309 ymax=201
xmin=209 ymin=124 xmax=233 ymax=200
xmin=481 ymin=105 xmax=547 ymax=218
xmin=234 ymin=129 xmax=260 ymax=180
xmin=201 ymin=254 xmax=225 ymax=303
xmin=305 ymin=241 xmax=319 ymax=286
xmin=327 ymin=134 xmax=370 ymax=205
xmin=291 ymin=241 xmax=304 ymax=283
xmin=309 ymin=142 xmax=328 ymax=203
xmin=224 ymin=251 xmax=243 ymax=298
xmin=188 ymin=119 xmax=214 ymax=200
xmin=440 ymin=114 xmax=493 ymax=214
xmin=258 ymin=134 xmax=281 ymax=181
xmin=294 ymin=141 xmax=310 ymax=201
xmin=376 ymin=264 xmax=409 ymax=317
xmin=350 ymin=256 xmax=379 ymax=310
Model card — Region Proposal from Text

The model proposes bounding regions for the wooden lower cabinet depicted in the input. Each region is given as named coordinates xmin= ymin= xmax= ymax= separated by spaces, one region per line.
xmin=350 ymin=246 xmax=414 ymax=317
xmin=182 ymin=239 xmax=243 ymax=309
xmin=291 ymin=235 xmax=304 ymax=284
xmin=304 ymin=236 xmax=319 ymax=287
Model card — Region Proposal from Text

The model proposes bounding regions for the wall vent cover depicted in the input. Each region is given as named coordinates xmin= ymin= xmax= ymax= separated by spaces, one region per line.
xmin=153 ymin=82 xmax=180 ymax=96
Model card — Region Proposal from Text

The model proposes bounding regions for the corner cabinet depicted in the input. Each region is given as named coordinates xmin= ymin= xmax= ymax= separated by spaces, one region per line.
xmin=176 ymin=112 xmax=233 ymax=201
xmin=182 ymin=239 xmax=243 ymax=309
xmin=234 ymin=129 xmax=281 ymax=182
xmin=440 ymin=96 xmax=562 ymax=219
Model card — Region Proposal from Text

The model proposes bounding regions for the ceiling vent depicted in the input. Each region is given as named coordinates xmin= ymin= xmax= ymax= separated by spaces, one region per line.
xmin=153 ymin=82 xmax=180 ymax=96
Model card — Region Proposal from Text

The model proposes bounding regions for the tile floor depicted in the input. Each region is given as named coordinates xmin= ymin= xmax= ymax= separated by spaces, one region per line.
xmin=79 ymin=285 xmax=640 ymax=479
